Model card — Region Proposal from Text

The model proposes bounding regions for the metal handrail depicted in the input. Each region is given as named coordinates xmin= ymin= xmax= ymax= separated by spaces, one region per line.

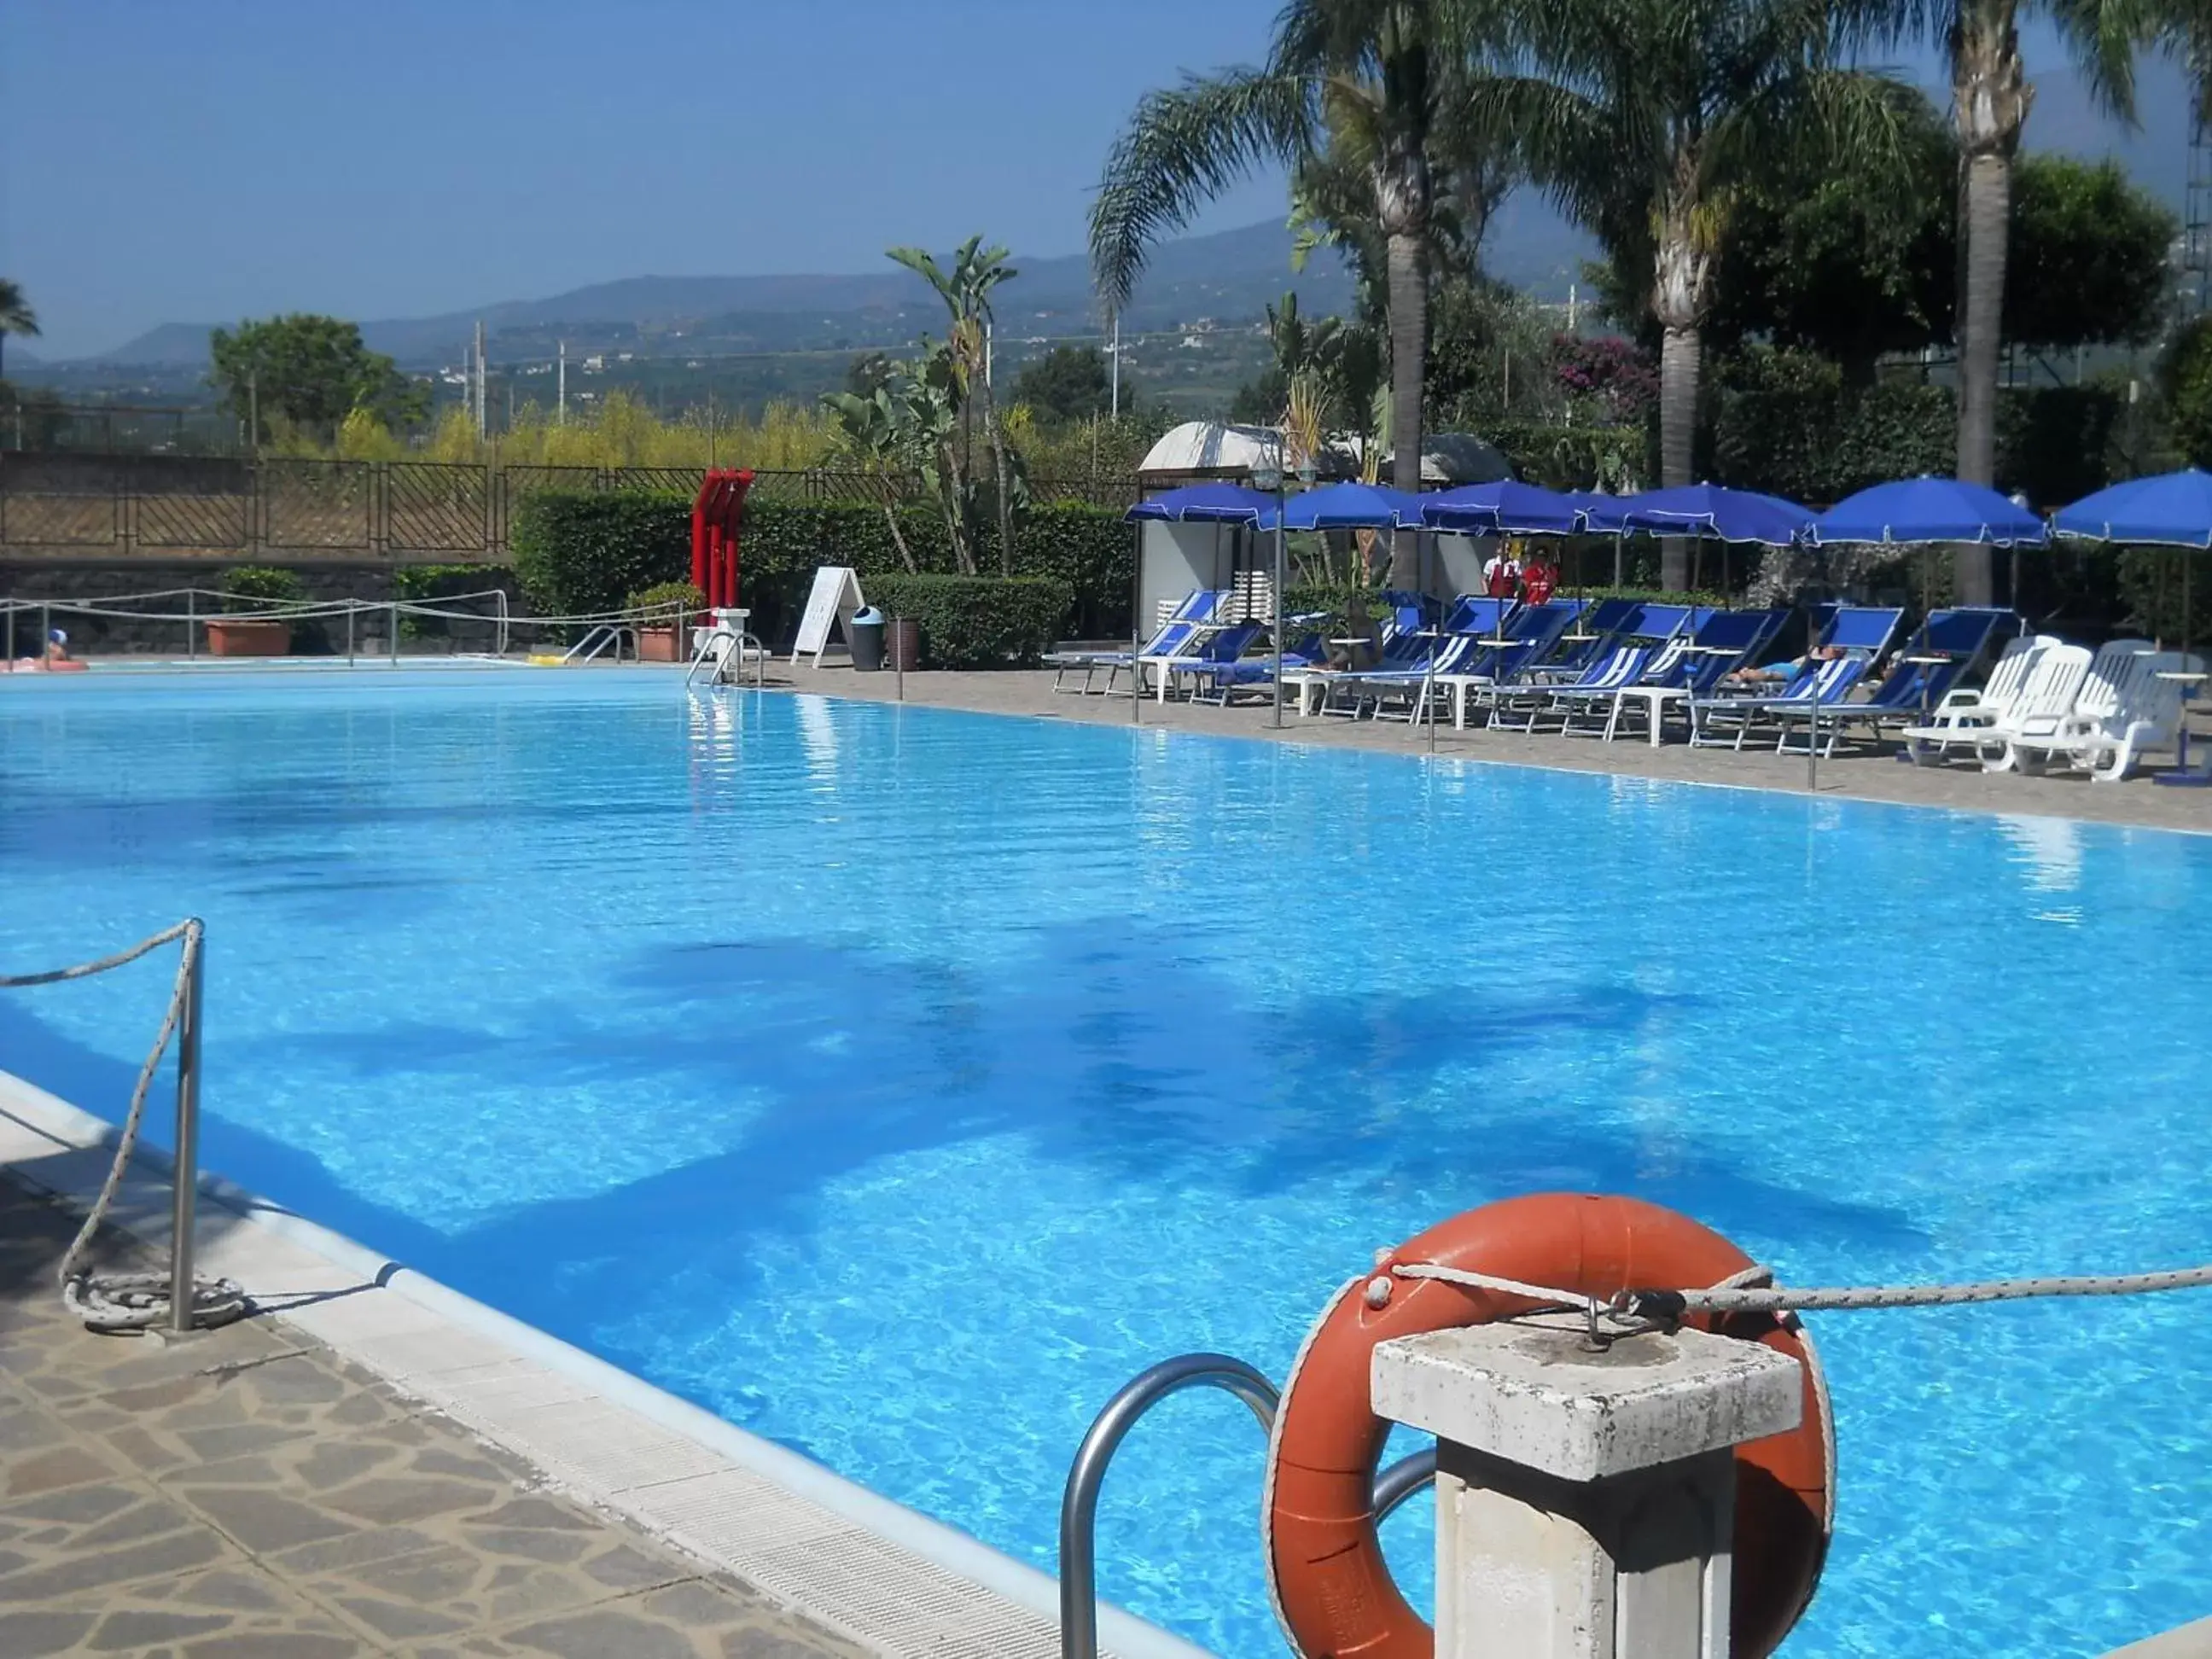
xmin=684 ymin=623 xmax=770 ymax=690
xmin=1058 ymin=1353 xmax=1436 ymax=1659
xmin=562 ymin=623 xmax=634 ymax=665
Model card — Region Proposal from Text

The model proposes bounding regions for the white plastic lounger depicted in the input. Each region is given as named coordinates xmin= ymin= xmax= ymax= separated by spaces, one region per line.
xmin=1967 ymin=643 xmax=2098 ymax=772
xmin=2006 ymin=644 xmax=2204 ymax=782
xmin=1900 ymin=635 xmax=2052 ymax=766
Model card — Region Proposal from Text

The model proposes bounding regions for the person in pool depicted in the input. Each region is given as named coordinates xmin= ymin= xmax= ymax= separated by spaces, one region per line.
xmin=44 ymin=627 xmax=71 ymax=666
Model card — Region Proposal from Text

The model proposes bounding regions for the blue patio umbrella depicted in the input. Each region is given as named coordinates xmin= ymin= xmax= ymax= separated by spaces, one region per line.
xmin=1806 ymin=477 xmax=2047 ymax=546
xmin=2051 ymin=469 xmax=2212 ymax=548
xmin=1586 ymin=484 xmax=1813 ymax=545
xmin=1123 ymin=482 xmax=1275 ymax=524
xmin=1280 ymin=480 xmax=1425 ymax=530
xmin=2055 ymin=470 xmax=2212 ymax=785
xmin=1419 ymin=480 xmax=1583 ymax=536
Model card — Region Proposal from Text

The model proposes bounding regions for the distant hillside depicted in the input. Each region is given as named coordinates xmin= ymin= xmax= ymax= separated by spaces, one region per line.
xmin=56 ymin=202 xmax=1608 ymax=379
xmin=72 ymin=220 xmax=1363 ymax=372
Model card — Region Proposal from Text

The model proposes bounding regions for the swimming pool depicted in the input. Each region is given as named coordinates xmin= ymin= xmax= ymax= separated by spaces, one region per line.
xmin=3 ymin=670 xmax=2207 ymax=1656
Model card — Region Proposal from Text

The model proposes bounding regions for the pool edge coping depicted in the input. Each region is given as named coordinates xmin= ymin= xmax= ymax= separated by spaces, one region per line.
xmin=0 ymin=1065 xmax=1215 ymax=1659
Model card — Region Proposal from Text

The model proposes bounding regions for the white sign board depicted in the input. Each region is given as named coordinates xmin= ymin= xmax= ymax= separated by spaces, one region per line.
xmin=791 ymin=567 xmax=865 ymax=665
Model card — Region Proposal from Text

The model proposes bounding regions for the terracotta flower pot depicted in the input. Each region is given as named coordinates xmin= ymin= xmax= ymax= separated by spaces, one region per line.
xmin=205 ymin=619 xmax=292 ymax=658
xmin=637 ymin=626 xmax=680 ymax=662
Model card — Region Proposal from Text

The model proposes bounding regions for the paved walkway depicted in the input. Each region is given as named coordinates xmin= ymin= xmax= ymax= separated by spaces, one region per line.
xmin=0 ymin=1178 xmax=862 ymax=1659
xmin=775 ymin=664 xmax=2211 ymax=835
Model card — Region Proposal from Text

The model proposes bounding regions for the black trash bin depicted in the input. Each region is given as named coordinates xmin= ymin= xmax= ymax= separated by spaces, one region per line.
xmin=849 ymin=607 xmax=887 ymax=672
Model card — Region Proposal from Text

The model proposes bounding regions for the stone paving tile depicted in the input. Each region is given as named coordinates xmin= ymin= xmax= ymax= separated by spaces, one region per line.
xmin=0 ymin=1177 xmax=868 ymax=1657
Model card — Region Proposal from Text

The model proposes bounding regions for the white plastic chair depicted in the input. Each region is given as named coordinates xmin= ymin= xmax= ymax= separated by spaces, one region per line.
xmin=1999 ymin=639 xmax=2148 ymax=776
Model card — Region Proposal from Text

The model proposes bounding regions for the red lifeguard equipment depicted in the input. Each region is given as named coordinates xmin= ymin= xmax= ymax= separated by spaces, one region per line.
xmin=690 ymin=469 xmax=754 ymax=615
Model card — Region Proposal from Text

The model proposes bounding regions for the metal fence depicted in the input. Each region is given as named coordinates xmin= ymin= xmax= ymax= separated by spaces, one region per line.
xmin=0 ymin=453 xmax=1138 ymax=560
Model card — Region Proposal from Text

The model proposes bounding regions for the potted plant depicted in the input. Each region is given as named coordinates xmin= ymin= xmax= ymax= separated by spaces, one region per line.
xmin=626 ymin=582 xmax=706 ymax=662
xmin=207 ymin=566 xmax=303 ymax=657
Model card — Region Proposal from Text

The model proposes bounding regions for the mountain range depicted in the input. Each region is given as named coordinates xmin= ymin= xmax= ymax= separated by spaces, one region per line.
xmin=50 ymin=209 xmax=1597 ymax=375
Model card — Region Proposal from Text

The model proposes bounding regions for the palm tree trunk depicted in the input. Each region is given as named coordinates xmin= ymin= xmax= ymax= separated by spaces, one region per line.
xmin=1386 ymin=229 xmax=1426 ymax=588
xmin=1657 ymin=324 xmax=1702 ymax=592
xmin=1953 ymin=148 xmax=2011 ymax=605
xmin=1952 ymin=10 xmax=2026 ymax=608
xmin=976 ymin=373 xmax=1015 ymax=576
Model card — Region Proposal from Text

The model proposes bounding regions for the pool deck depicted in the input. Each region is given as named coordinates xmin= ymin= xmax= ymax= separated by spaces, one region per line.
xmin=0 ymin=1175 xmax=868 ymax=1659
xmin=774 ymin=663 xmax=2212 ymax=835
xmin=0 ymin=1073 xmax=1196 ymax=1659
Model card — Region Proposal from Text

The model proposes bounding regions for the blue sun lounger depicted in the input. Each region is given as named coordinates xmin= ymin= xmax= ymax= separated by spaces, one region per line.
xmin=1802 ymin=607 xmax=2012 ymax=751
xmin=1493 ymin=643 xmax=1653 ymax=733
xmin=1046 ymin=589 xmax=1223 ymax=695
xmin=1686 ymin=605 xmax=1902 ymax=749
xmin=1548 ymin=604 xmax=1703 ymax=736
xmin=1603 ymin=608 xmax=1789 ymax=743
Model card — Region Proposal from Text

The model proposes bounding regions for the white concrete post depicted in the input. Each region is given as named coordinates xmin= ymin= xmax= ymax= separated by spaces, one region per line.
xmin=1371 ymin=1318 xmax=1803 ymax=1659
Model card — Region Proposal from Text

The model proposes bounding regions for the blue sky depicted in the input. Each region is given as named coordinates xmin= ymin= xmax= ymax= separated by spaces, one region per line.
xmin=0 ymin=1 xmax=2189 ymax=358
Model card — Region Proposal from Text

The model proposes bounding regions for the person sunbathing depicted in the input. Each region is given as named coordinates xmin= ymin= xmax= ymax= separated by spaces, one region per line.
xmin=1726 ymin=643 xmax=1844 ymax=686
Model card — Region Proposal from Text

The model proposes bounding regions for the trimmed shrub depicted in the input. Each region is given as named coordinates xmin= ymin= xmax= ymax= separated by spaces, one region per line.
xmin=864 ymin=574 xmax=1076 ymax=668
xmin=218 ymin=565 xmax=303 ymax=611
xmin=393 ymin=562 xmax=512 ymax=641
xmin=508 ymin=488 xmax=1132 ymax=649
xmin=509 ymin=490 xmax=690 ymax=622
xmin=626 ymin=580 xmax=706 ymax=619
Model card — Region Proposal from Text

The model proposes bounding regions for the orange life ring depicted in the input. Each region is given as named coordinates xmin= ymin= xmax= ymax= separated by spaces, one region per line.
xmin=1263 ymin=1193 xmax=1834 ymax=1659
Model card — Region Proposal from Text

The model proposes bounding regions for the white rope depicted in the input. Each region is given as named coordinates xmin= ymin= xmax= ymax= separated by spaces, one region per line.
xmin=0 ymin=923 xmax=245 ymax=1333
xmin=1391 ymin=1258 xmax=2212 ymax=1321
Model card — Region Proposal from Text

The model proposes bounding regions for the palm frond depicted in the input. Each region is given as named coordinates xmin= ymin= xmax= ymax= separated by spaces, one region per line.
xmin=2042 ymin=0 xmax=2145 ymax=121
xmin=1089 ymin=67 xmax=1313 ymax=311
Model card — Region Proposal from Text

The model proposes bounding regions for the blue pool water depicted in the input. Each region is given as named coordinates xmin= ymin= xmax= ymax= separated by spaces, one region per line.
xmin=3 ymin=670 xmax=2208 ymax=1656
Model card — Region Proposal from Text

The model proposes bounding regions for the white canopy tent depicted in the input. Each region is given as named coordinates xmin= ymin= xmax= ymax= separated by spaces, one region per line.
xmin=1132 ymin=423 xmax=1516 ymax=626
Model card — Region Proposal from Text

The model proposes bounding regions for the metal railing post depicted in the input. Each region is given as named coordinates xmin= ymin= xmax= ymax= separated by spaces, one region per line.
xmin=346 ymin=603 xmax=355 ymax=667
xmin=185 ymin=590 xmax=196 ymax=660
xmin=389 ymin=601 xmax=399 ymax=666
xmin=167 ymin=921 xmax=206 ymax=1336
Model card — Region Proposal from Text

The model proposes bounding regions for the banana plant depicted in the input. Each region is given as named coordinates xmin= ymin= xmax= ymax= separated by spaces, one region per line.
xmin=889 ymin=237 xmax=1021 ymax=573
xmin=821 ymin=387 xmax=919 ymax=573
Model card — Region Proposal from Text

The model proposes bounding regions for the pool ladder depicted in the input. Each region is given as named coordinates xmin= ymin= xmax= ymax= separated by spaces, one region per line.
xmin=1058 ymin=1353 xmax=1435 ymax=1659
xmin=563 ymin=624 xmax=636 ymax=664
xmin=685 ymin=620 xmax=768 ymax=689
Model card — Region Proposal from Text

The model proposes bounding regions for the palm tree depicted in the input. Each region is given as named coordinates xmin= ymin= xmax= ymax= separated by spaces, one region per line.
xmin=890 ymin=238 xmax=1020 ymax=573
xmin=1892 ymin=0 xmax=2140 ymax=603
xmin=0 ymin=280 xmax=39 ymax=381
xmin=1091 ymin=1 xmax=1470 ymax=579
xmin=1465 ymin=0 xmax=1903 ymax=591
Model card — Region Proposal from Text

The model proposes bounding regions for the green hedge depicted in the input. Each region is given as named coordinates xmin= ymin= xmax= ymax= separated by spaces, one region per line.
xmin=865 ymin=574 xmax=1076 ymax=668
xmin=506 ymin=490 xmax=1132 ymax=649
xmin=509 ymin=492 xmax=687 ymax=626
xmin=393 ymin=562 xmax=514 ymax=640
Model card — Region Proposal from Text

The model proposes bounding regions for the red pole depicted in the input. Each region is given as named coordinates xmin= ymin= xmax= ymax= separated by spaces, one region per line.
xmin=690 ymin=469 xmax=715 ymax=602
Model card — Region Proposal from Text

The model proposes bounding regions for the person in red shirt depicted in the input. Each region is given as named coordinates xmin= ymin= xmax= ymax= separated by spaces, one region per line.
xmin=1522 ymin=550 xmax=1558 ymax=605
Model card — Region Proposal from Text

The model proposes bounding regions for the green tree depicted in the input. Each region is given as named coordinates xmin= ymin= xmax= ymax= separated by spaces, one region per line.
xmin=1091 ymin=0 xmax=1477 ymax=581
xmin=208 ymin=314 xmax=428 ymax=445
xmin=2161 ymin=315 xmax=2212 ymax=469
xmin=1874 ymin=0 xmax=2142 ymax=603
xmin=2005 ymin=154 xmax=2175 ymax=352
xmin=1010 ymin=346 xmax=1115 ymax=424
xmin=1469 ymin=0 xmax=1906 ymax=589
xmin=0 ymin=280 xmax=38 ymax=382
xmin=1706 ymin=90 xmax=1954 ymax=382
xmin=889 ymin=238 xmax=1021 ymax=573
